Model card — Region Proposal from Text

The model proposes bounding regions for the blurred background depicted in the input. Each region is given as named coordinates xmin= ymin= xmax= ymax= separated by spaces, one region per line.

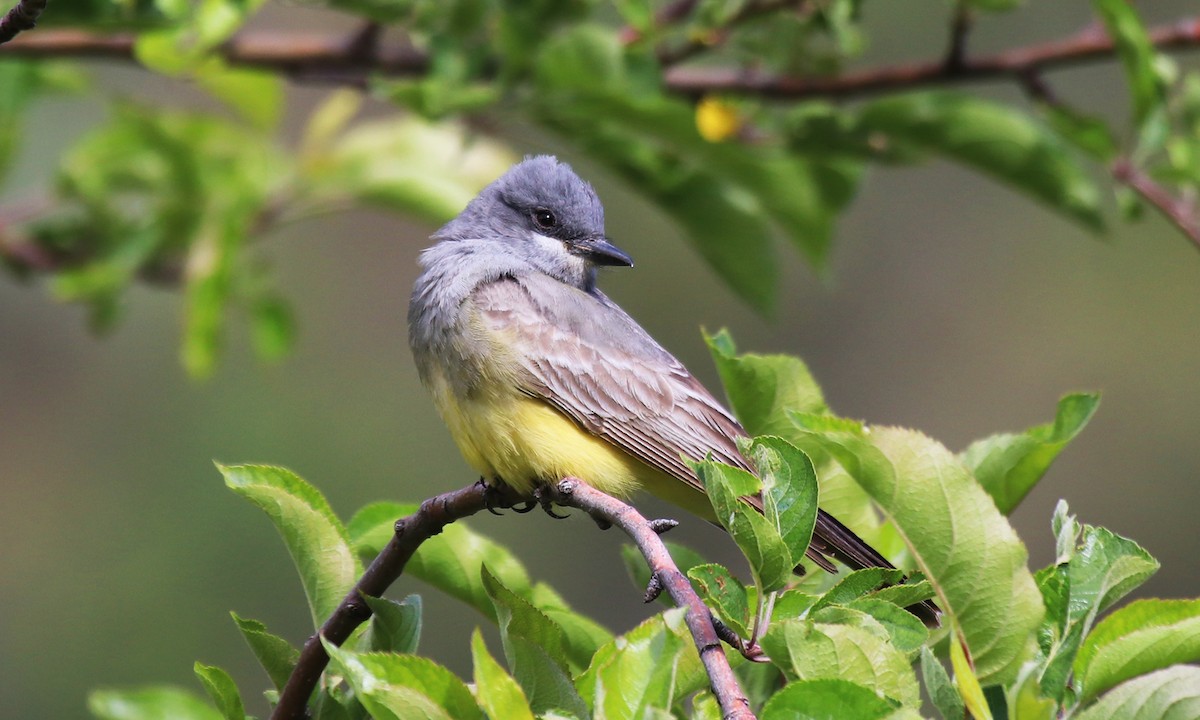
xmin=2 ymin=1 xmax=1198 ymax=717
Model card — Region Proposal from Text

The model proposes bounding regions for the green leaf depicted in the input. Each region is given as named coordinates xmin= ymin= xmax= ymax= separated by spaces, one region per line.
xmin=193 ymin=664 xmax=244 ymax=720
xmin=305 ymin=116 xmax=515 ymax=225
xmin=761 ymin=678 xmax=908 ymax=719
xmin=364 ymin=594 xmax=423 ymax=654
xmin=471 ymin=629 xmax=534 ymax=720
xmin=1043 ymin=105 xmax=1119 ymax=161
xmin=1092 ymin=0 xmax=1168 ymax=129
xmin=960 ymin=393 xmax=1100 ymax=514
xmin=575 ymin=608 xmax=688 ymax=720
xmin=220 ymin=464 xmax=358 ymax=627
xmin=1069 ymin=524 xmax=1160 ymax=623
xmin=230 ymin=612 xmax=298 ymax=692
xmin=811 ymin=568 xmax=906 ymax=614
xmin=194 ymin=62 xmax=283 ymax=131
xmin=857 ymin=91 xmax=1105 ymax=232
xmin=323 ymin=641 xmax=483 ymax=720
xmin=705 ymin=329 xmax=828 ymax=437
xmin=482 ymin=568 xmax=589 ymax=717
xmin=843 ymin=598 xmax=929 ymax=654
xmin=921 ymin=647 xmax=965 ymax=720
xmin=1075 ymin=665 xmax=1200 ymax=720
xmin=748 ymin=436 xmax=820 ymax=566
xmin=1005 ymin=661 xmax=1056 ymax=720
xmin=693 ymin=459 xmax=793 ymax=592
xmin=689 ymin=563 xmax=751 ymax=638
xmin=88 ymin=687 xmax=223 ymax=720
xmin=250 ymin=293 xmax=296 ymax=363
xmin=950 ymin=630 xmax=993 ymax=720
xmin=868 ymin=579 xmax=936 ymax=610
xmin=761 ymin=619 xmax=921 ymax=707
xmin=1075 ymin=598 xmax=1200 ymax=703
xmin=795 ymin=425 xmax=1044 ymax=684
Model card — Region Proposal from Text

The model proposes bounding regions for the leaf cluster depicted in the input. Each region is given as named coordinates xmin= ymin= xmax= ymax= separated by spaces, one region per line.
xmin=88 ymin=333 xmax=1200 ymax=719
xmin=2 ymin=0 xmax=1199 ymax=373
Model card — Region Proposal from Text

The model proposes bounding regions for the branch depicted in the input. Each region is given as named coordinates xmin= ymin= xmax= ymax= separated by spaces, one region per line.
xmin=1 ymin=17 xmax=1196 ymax=99
xmin=0 ymin=0 xmax=47 ymax=46
xmin=1112 ymin=158 xmax=1200 ymax=252
xmin=271 ymin=480 xmax=524 ymax=720
xmin=662 ymin=17 xmax=1200 ymax=99
xmin=543 ymin=478 xmax=756 ymax=720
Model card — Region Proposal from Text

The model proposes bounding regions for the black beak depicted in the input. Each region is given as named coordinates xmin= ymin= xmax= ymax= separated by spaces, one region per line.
xmin=578 ymin=236 xmax=633 ymax=267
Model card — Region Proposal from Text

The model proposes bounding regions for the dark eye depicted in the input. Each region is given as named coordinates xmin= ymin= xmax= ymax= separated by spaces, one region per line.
xmin=532 ymin=208 xmax=557 ymax=230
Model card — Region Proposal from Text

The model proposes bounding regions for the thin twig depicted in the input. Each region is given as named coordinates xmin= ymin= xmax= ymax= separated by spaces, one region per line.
xmin=0 ymin=0 xmax=48 ymax=46
xmin=545 ymin=478 xmax=756 ymax=720
xmin=271 ymin=480 xmax=525 ymax=720
xmin=1113 ymin=157 xmax=1200 ymax=252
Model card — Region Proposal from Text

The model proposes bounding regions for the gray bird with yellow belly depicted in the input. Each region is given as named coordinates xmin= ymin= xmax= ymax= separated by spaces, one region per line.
xmin=409 ymin=155 xmax=929 ymax=595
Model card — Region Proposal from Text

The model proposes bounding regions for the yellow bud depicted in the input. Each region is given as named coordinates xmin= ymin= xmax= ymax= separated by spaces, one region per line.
xmin=695 ymin=96 xmax=741 ymax=143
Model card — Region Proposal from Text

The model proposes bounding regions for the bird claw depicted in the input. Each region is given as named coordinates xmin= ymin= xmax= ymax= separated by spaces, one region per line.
xmin=512 ymin=500 xmax=538 ymax=514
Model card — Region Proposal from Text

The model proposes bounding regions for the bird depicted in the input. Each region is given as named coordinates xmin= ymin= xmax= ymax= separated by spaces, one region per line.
xmin=408 ymin=155 xmax=935 ymax=621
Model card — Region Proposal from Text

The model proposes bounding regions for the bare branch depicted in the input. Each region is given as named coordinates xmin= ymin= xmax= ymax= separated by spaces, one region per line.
xmin=1113 ymin=158 xmax=1200 ymax=252
xmin=270 ymin=480 xmax=525 ymax=720
xmin=662 ymin=17 xmax=1200 ymax=99
xmin=0 ymin=0 xmax=48 ymax=46
xmin=544 ymin=478 xmax=756 ymax=720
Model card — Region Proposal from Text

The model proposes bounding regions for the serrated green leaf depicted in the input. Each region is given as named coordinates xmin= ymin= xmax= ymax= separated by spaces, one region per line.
xmin=193 ymin=664 xmax=244 ymax=720
xmin=921 ymin=647 xmax=965 ymax=720
xmin=575 ymin=607 xmax=687 ymax=720
xmin=960 ymin=393 xmax=1100 ymax=514
xmin=705 ymin=330 xmax=828 ymax=437
xmin=230 ymin=612 xmax=298 ymax=692
xmin=471 ymin=629 xmax=534 ymax=720
xmin=749 ymin=436 xmax=819 ymax=566
xmin=1074 ymin=665 xmax=1200 ymax=720
xmin=220 ymin=464 xmax=358 ymax=627
xmin=795 ymin=426 xmax=1044 ymax=684
xmin=1069 ymin=524 xmax=1159 ymax=623
xmin=364 ymin=594 xmax=422 ymax=654
xmin=857 ymin=91 xmax=1104 ymax=232
xmin=1092 ymin=0 xmax=1167 ymax=130
xmin=694 ymin=459 xmax=792 ymax=592
xmin=761 ymin=619 xmax=920 ymax=707
xmin=869 ymin=579 xmax=936 ymax=610
xmin=323 ymin=640 xmax=483 ymax=720
xmin=1075 ymin=598 xmax=1200 ymax=703
xmin=689 ymin=563 xmax=751 ymax=638
xmin=843 ymin=598 xmax=928 ymax=654
xmin=760 ymin=678 xmax=908 ymax=719
xmin=811 ymin=568 xmax=906 ymax=614
xmin=88 ymin=687 xmax=223 ymax=720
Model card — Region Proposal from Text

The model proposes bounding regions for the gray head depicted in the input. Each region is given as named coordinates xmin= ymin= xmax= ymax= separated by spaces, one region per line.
xmin=434 ymin=155 xmax=632 ymax=291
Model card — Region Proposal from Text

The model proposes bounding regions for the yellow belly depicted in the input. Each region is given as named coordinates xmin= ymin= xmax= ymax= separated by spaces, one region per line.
xmin=427 ymin=369 xmax=714 ymax=519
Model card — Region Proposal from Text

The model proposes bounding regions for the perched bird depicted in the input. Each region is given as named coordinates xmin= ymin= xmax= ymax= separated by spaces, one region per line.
xmin=409 ymin=155 xmax=933 ymax=618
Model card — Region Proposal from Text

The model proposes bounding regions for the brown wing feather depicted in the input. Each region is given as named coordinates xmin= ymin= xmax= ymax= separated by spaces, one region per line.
xmin=472 ymin=274 xmax=935 ymax=606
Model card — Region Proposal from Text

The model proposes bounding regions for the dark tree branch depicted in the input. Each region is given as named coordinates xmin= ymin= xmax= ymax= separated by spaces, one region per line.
xmin=1113 ymin=158 xmax=1200 ymax=252
xmin=662 ymin=17 xmax=1200 ymax=99
xmin=271 ymin=480 xmax=525 ymax=720
xmin=0 ymin=0 xmax=47 ymax=46
xmin=544 ymin=478 xmax=756 ymax=720
xmin=1 ymin=17 xmax=1196 ymax=99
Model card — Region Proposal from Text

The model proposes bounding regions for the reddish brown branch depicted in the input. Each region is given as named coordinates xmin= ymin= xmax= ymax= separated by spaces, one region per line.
xmin=662 ymin=17 xmax=1200 ymax=99
xmin=1 ymin=17 xmax=1197 ymax=99
xmin=271 ymin=480 xmax=522 ymax=720
xmin=0 ymin=0 xmax=48 ymax=46
xmin=545 ymin=478 xmax=756 ymax=720
xmin=1113 ymin=158 xmax=1200 ymax=252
